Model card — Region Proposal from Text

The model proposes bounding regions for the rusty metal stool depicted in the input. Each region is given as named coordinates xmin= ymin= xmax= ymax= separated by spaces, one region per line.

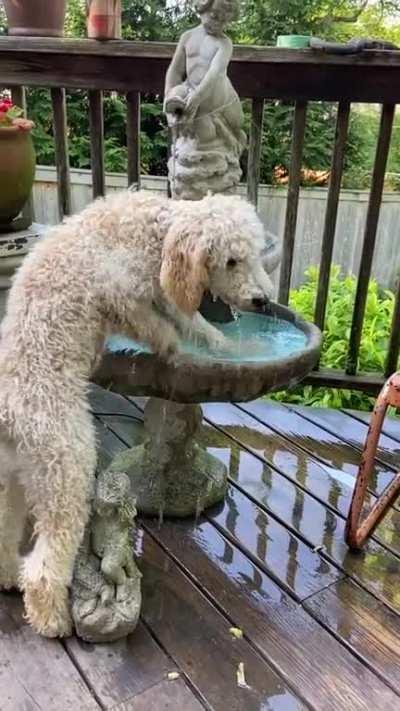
xmin=346 ymin=371 xmax=400 ymax=550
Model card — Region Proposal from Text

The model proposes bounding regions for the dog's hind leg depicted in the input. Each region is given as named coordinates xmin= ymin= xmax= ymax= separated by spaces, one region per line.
xmin=0 ymin=441 xmax=27 ymax=591
xmin=21 ymin=417 xmax=96 ymax=638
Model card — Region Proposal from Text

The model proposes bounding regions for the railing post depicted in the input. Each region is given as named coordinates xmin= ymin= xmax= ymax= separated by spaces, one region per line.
xmin=88 ymin=90 xmax=105 ymax=198
xmin=278 ymin=101 xmax=308 ymax=305
xmin=247 ymin=98 xmax=264 ymax=207
xmin=51 ymin=88 xmax=72 ymax=220
xmin=126 ymin=91 xmax=141 ymax=190
xmin=346 ymin=104 xmax=395 ymax=376
xmin=314 ymin=101 xmax=351 ymax=333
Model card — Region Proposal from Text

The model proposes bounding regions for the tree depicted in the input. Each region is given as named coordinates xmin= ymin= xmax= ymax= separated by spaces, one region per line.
xmin=233 ymin=0 xmax=400 ymax=45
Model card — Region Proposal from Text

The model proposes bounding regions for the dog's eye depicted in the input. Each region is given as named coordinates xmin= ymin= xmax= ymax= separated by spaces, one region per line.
xmin=227 ymin=258 xmax=237 ymax=269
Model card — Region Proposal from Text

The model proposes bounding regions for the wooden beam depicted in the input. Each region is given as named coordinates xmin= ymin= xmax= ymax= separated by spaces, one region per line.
xmin=2 ymin=38 xmax=400 ymax=101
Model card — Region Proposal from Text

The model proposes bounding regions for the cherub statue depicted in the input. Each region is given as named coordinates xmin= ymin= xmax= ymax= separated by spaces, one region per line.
xmin=71 ymin=470 xmax=142 ymax=643
xmin=164 ymin=0 xmax=246 ymax=200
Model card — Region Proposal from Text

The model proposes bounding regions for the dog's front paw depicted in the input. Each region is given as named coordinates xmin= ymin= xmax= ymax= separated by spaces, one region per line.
xmin=209 ymin=332 xmax=235 ymax=355
xmin=155 ymin=324 xmax=180 ymax=360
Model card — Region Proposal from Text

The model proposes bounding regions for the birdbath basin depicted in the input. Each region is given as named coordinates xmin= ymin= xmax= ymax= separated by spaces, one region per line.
xmin=92 ymin=303 xmax=322 ymax=518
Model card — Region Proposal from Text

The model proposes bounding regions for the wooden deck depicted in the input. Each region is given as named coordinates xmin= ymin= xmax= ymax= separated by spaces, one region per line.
xmin=2 ymin=387 xmax=400 ymax=710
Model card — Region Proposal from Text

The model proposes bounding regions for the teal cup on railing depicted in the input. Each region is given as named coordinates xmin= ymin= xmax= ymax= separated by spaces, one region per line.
xmin=277 ymin=35 xmax=311 ymax=48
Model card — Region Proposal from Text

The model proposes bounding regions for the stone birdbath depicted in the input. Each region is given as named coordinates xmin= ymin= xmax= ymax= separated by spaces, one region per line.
xmin=93 ymin=303 xmax=322 ymax=518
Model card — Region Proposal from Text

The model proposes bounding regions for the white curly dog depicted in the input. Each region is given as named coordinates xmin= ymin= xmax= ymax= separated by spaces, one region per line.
xmin=0 ymin=190 xmax=272 ymax=637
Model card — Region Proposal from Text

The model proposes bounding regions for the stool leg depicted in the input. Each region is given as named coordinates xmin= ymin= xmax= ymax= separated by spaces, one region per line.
xmin=345 ymin=386 xmax=400 ymax=550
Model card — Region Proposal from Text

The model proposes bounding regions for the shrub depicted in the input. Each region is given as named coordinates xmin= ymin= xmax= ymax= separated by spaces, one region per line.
xmin=272 ymin=265 xmax=397 ymax=411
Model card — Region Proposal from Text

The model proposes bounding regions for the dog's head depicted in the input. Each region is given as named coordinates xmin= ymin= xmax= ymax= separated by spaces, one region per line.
xmin=160 ymin=194 xmax=273 ymax=315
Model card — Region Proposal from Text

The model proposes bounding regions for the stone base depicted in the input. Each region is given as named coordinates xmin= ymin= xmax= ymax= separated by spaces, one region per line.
xmin=71 ymin=470 xmax=142 ymax=643
xmin=106 ymin=399 xmax=228 ymax=518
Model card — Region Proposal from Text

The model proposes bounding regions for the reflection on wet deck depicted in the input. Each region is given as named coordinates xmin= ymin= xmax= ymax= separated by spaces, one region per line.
xmin=2 ymin=388 xmax=400 ymax=710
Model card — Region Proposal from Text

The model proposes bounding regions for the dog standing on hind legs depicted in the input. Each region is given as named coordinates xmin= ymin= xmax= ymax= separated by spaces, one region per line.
xmin=0 ymin=189 xmax=272 ymax=637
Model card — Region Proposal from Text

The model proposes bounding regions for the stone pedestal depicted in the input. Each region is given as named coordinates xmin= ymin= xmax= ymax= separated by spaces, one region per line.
xmin=105 ymin=398 xmax=228 ymax=519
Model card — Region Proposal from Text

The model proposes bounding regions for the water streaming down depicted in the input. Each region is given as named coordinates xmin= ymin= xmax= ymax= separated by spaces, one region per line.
xmin=107 ymin=312 xmax=308 ymax=363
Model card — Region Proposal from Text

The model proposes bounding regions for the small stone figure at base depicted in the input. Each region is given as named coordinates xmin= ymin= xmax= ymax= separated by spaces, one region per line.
xmin=105 ymin=399 xmax=228 ymax=519
xmin=164 ymin=0 xmax=246 ymax=200
xmin=71 ymin=470 xmax=141 ymax=643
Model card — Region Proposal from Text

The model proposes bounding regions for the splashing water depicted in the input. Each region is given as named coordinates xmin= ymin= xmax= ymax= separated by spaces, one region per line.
xmin=107 ymin=312 xmax=307 ymax=363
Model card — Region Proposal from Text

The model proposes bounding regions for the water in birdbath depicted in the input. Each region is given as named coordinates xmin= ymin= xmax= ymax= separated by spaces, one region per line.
xmin=107 ymin=312 xmax=307 ymax=363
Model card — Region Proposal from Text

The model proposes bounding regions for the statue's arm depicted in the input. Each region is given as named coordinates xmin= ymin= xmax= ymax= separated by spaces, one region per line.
xmin=188 ymin=37 xmax=233 ymax=110
xmin=164 ymin=32 xmax=189 ymax=98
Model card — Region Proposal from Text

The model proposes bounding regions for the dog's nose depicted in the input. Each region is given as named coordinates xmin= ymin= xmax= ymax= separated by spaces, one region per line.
xmin=252 ymin=297 xmax=269 ymax=310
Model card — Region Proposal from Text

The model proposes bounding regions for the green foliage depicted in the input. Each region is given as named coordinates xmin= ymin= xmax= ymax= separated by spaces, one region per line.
xmin=26 ymin=88 xmax=168 ymax=176
xmin=272 ymin=266 xmax=397 ymax=410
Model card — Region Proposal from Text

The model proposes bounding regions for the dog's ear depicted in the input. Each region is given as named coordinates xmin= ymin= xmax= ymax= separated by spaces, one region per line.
xmin=160 ymin=223 xmax=209 ymax=315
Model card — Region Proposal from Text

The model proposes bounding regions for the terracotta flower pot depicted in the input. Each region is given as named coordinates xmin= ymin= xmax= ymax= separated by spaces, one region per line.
xmin=0 ymin=126 xmax=36 ymax=229
xmin=4 ymin=0 xmax=66 ymax=37
xmin=87 ymin=0 xmax=122 ymax=39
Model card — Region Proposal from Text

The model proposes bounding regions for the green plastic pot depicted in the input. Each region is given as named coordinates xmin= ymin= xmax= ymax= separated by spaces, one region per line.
xmin=0 ymin=127 xmax=35 ymax=228
xmin=277 ymin=35 xmax=311 ymax=49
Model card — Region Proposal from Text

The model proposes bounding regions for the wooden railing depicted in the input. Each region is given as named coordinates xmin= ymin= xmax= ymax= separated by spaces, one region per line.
xmin=2 ymin=37 xmax=400 ymax=394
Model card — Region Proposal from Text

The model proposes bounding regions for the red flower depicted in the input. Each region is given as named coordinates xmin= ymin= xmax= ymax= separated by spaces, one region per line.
xmin=0 ymin=98 xmax=13 ymax=113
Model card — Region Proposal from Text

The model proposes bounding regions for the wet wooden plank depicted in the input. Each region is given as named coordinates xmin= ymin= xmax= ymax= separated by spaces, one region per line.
xmin=278 ymin=101 xmax=307 ymax=305
xmin=51 ymin=87 xmax=72 ymax=218
xmin=209 ymin=482 xmax=341 ymax=600
xmin=94 ymin=408 xmax=303 ymax=709
xmin=66 ymin=623 xmax=176 ymax=710
xmin=88 ymin=89 xmax=105 ymax=198
xmin=345 ymin=408 xmax=400 ymax=444
xmin=202 ymin=405 xmax=400 ymax=556
xmin=137 ymin=532 xmax=302 ymax=711
xmin=0 ymin=594 xmax=100 ymax=710
xmin=92 ymin=390 xmax=342 ymax=601
xmin=114 ymin=678 xmax=205 ymax=710
xmin=238 ymin=399 xmax=394 ymax=497
xmin=92 ymin=389 xmax=400 ymax=611
xmin=314 ymin=101 xmax=350 ymax=332
xmin=289 ymin=403 xmax=400 ymax=473
xmin=64 ymin=420 xmax=180 ymax=710
xmin=92 ymin=388 xmax=400 ymax=701
xmin=247 ymin=98 xmax=264 ymax=206
xmin=144 ymin=517 xmax=399 ymax=710
xmin=202 ymin=402 xmax=400 ymax=612
xmin=346 ymin=104 xmax=395 ymax=375
xmin=305 ymin=579 xmax=400 ymax=695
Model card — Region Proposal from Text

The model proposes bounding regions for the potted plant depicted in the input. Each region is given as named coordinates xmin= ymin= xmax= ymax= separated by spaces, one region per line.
xmin=4 ymin=0 xmax=66 ymax=37
xmin=0 ymin=95 xmax=35 ymax=231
